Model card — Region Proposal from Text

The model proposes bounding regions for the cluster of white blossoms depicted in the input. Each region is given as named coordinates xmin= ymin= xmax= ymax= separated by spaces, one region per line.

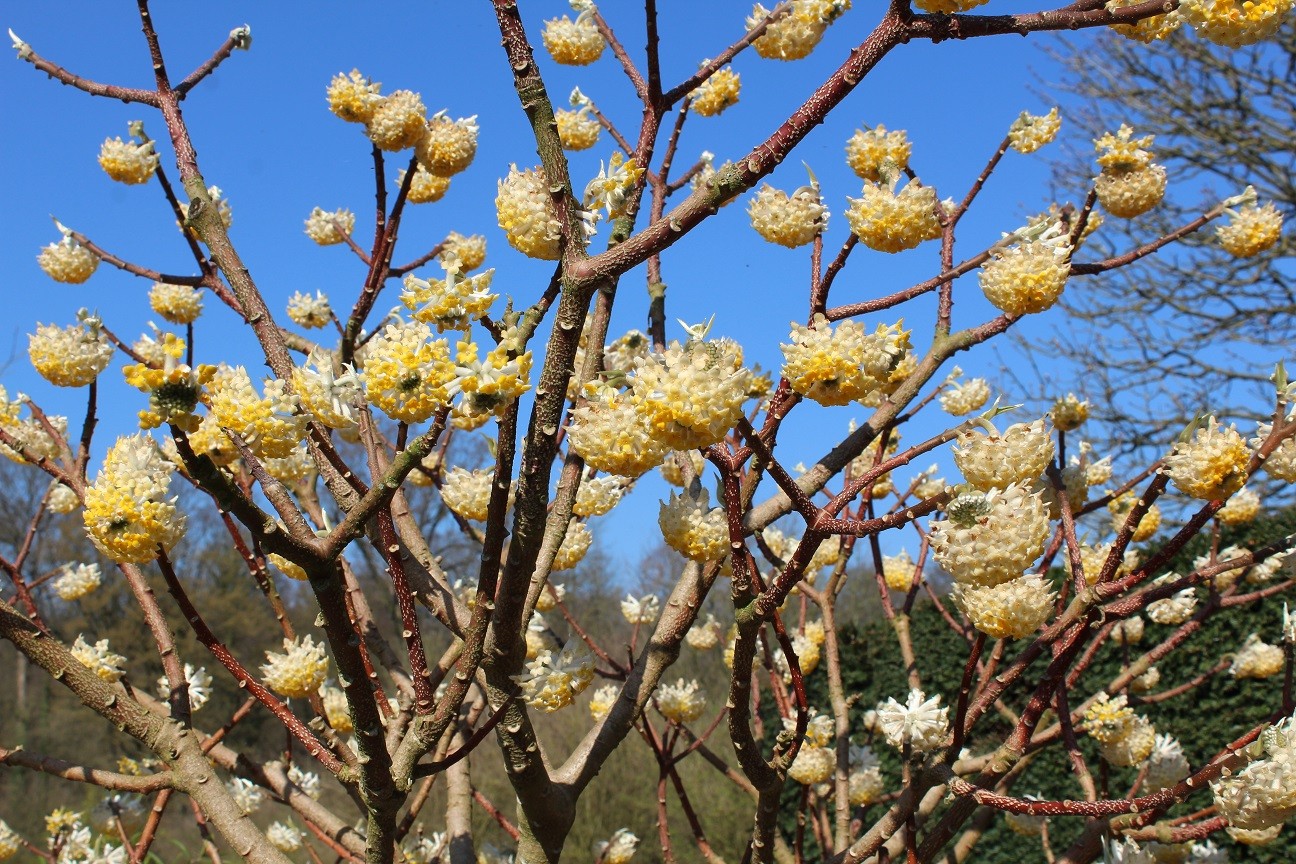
xmin=1178 ymin=0 xmax=1296 ymax=47
xmin=261 ymin=635 xmax=330 ymax=699
xmin=573 ymin=474 xmax=627 ymax=517
xmin=495 ymin=164 xmax=564 ymax=260
xmin=320 ymin=684 xmax=353 ymax=733
xmin=1163 ymin=417 xmax=1250 ymax=501
xmin=401 ymin=257 xmax=497 ymax=333
xmin=593 ymin=829 xmax=640 ymax=864
xmin=748 ymin=0 xmax=851 ymax=61
xmin=979 ymin=219 xmax=1073 ymax=316
xmin=1255 ymin=420 xmax=1296 ymax=482
xmin=685 ymin=613 xmax=722 ymax=650
xmin=846 ymin=744 xmax=885 ymax=806
xmin=84 ymin=435 xmax=186 ymax=563
xmin=785 ymin=710 xmax=836 ymax=785
xmin=98 ymin=130 xmax=158 ymax=185
xmin=156 ymin=663 xmax=213 ymax=711
xmin=542 ymin=1 xmax=605 ymax=65
xmin=37 ymin=233 xmax=99 ymax=285
xmin=1231 ymin=633 xmax=1284 ymax=679
xmin=0 ymin=820 xmax=21 ymax=859
xmin=940 ymin=375 xmax=991 ymax=417
xmin=514 ymin=640 xmax=595 ymax=713
xmin=53 ymin=563 xmax=101 ymax=601
xmin=1213 ymin=712 xmax=1296 ymax=830
xmin=781 ymin=315 xmax=910 ymax=407
xmin=748 ymin=181 xmax=828 ymax=248
xmin=303 ymin=207 xmax=355 ymax=246
xmin=1143 ymin=734 xmax=1191 ymax=792
xmin=1093 ymin=124 xmax=1167 ymax=218
xmin=1146 ymin=574 xmax=1198 ymax=625
xmin=293 ymin=349 xmax=362 ymax=431
xmin=27 ymin=315 xmax=113 ymax=390
xmin=845 ymin=124 xmax=910 ymax=183
xmin=588 ymin=682 xmax=619 ymax=721
xmin=621 ymin=593 xmax=660 ymax=625
xmin=1006 ymin=107 xmax=1061 ymax=154
xmin=1083 ymin=694 xmax=1156 ymax=767
xmin=206 ymin=365 xmax=308 ymax=459
xmin=556 ymin=89 xmax=602 ymax=150
xmin=440 ymin=467 xmax=497 ymax=521
xmin=266 ymin=821 xmax=303 ymax=853
xmin=953 ymin=419 xmax=1055 ymax=491
xmin=658 ymin=488 xmax=729 ymax=563
xmin=845 ymin=175 xmax=943 ymax=254
xmin=286 ymin=290 xmax=332 ymax=329
xmin=875 ymin=688 xmax=949 ymax=752
xmin=552 ymin=520 xmax=593 ymax=571
xmin=70 ymin=635 xmax=127 ymax=683
xmin=655 ymin=678 xmax=707 ymax=724
xmin=1217 ymin=486 xmax=1260 ymax=525
xmin=148 ymin=282 xmax=203 ymax=325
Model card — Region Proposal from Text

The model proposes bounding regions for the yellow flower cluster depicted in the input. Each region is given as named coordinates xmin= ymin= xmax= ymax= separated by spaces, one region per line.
xmin=542 ymin=9 xmax=605 ymax=65
xmin=1217 ymin=200 xmax=1284 ymax=258
xmin=979 ymin=223 xmax=1073 ymax=315
xmin=1212 ymin=712 xmax=1296 ymax=830
xmin=84 ymin=435 xmax=186 ymax=563
xmin=98 ymin=135 xmax=159 ymax=185
xmin=417 ymin=112 xmax=478 ymax=177
xmin=553 ymin=520 xmax=594 ymax=571
xmin=621 ymin=593 xmax=660 ymax=624
xmin=556 ymin=107 xmax=602 ymax=150
xmin=326 ymin=69 xmax=382 ymax=123
xmin=589 ymin=683 xmax=619 ymax=721
xmin=1231 ymin=633 xmax=1284 ymax=679
xmin=293 ymin=349 xmax=362 ymax=430
xmin=940 ymin=377 xmax=990 ymax=416
xmin=71 ymin=635 xmax=127 ymax=682
xmin=690 ymin=67 xmax=741 ymax=117
xmin=930 ymin=484 xmax=1050 ymax=587
xmin=362 ymin=320 xmax=455 ymax=423
xmin=1111 ymin=615 xmax=1144 ymax=645
xmin=54 ymin=563 xmax=101 ymax=601
xmin=655 ymin=678 xmax=706 ymax=724
xmin=450 ymin=339 xmax=533 ymax=422
xmin=685 ymin=613 xmax=722 ymax=650
xmin=781 ymin=315 xmax=909 ymax=406
xmin=121 ymin=339 xmax=214 ymax=432
xmin=632 ymin=335 xmax=755 ymax=450
xmin=403 ymin=166 xmax=451 ymax=204
xmin=1179 ymin=0 xmax=1295 ymax=47
xmin=748 ymin=182 xmax=828 ymax=248
xmin=845 ymin=124 xmax=910 ymax=183
xmin=953 ymin=573 xmax=1055 ymax=639
xmin=440 ymin=467 xmax=495 ymax=521
xmin=573 ymin=475 xmax=627 ymax=517
xmin=748 ymin=0 xmax=850 ymax=61
xmin=1050 ymin=393 xmax=1089 ymax=431
xmin=514 ymin=640 xmax=595 ymax=712
xmin=1006 ymin=108 xmax=1061 ymax=155
xmin=261 ymin=636 xmax=330 ymax=699
xmin=1163 ymin=417 xmax=1250 ymax=500
xmin=1146 ymin=573 xmax=1197 ymax=624
xmin=38 ymin=235 xmax=98 ymax=284
xmin=1218 ymin=486 xmax=1260 ymax=525
xmin=366 ymin=90 xmax=427 ymax=152
xmin=953 ymin=419 xmax=1055 ymax=491
xmin=584 ymin=153 xmax=643 ymax=220
xmin=286 ymin=290 xmax=332 ymax=329
xmin=148 ymin=282 xmax=203 ymax=325
xmin=304 ymin=207 xmax=355 ymax=246
xmin=401 ymin=260 xmax=497 ymax=332
xmin=442 ymin=232 xmax=487 ymax=272
xmin=849 ymin=746 xmax=885 ymax=805
xmin=567 ymin=386 xmax=668 ymax=477
xmin=1093 ymin=125 xmax=1166 ymax=218
xmin=845 ymin=178 xmax=942 ymax=253
xmin=1082 ymin=693 xmax=1155 ymax=766
xmin=659 ymin=489 xmax=729 ymax=562
xmin=321 ymin=685 xmax=352 ymax=733
xmin=28 ymin=317 xmax=113 ymax=388
xmin=788 ymin=745 xmax=834 ymax=785
xmin=496 ymin=165 xmax=563 ymax=260
xmin=1106 ymin=0 xmax=1183 ymax=42
xmin=208 ymin=366 xmax=308 ymax=459
xmin=0 ymin=820 xmax=19 ymax=859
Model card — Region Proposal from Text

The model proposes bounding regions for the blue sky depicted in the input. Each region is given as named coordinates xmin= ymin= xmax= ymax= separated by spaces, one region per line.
xmin=0 ymin=3 xmax=1110 ymax=567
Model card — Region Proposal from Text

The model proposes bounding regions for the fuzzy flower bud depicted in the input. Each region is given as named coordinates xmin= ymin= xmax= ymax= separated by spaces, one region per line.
xmin=980 ymin=222 xmax=1073 ymax=315
xmin=1106 ymin=0 xmax=1183 ymax=42
xmin=748 ymin=181 xmax=830 ymax=249
xmin=1217 ymin=199 xmax=1284 ymax=258
xmin=953 ymin=574 xmax=1055 ymax=639
xmin=515 ymin=640 xmax=595 ymax=713
xmin=573 ymin=475 xmax=627 ymax=518
xmin=416 ymin=112 xmax=478 ymax=178
xmin=631 ymin=330 xmax=754 ymax=450
xmin=54 ymin=563 xmax=102 ymax=601
xmin=748 ymin=0 xmax=850 ymax=61
xmin=940 ymin=378 xmax=990 ymax=416
xmin=655 ymin=678 xmax=706 ymax=724
xmin=28 ymin=315 xmax=113 ymax=388
xmin=496 ymin=165 xmax=563 ymax=260
xmin=1179 ymin=0 xmax=1295 ymax=47
xmin=542 ymin=10 xmax=604 ymax=65
xmin=208 ymin=366 xmax=308 ymax=459
xmin=659 ymin=488 xmax=729 ymax=562
xmin=553 ymin=521 xmax=593 ymax=571
xmin=567 ymin=386 xmax=668 ymax=477
xmin=1007 ymin=108 xmax=1061 ymax=154
xmin=327 ymin=70 xmax=381 ymax=123
xmin=1231 ymin=634 xmax=1284 ymax=679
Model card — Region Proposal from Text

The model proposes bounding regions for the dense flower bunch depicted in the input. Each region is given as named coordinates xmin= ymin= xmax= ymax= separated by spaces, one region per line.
xmin=1231 ymin=634 xmax=1284 ymax=679
xmin=293 ymin=350 xmax=362 ymax=430
xmin=953 ymin=419 xmax=1054 ymax=491
xmin=148 ymin=282 xmax=203 ymax=324
xmin=690 ymin=67 xmax=741 ymax=117
xmin=845 ymin=176 xmax=942 ymax=253
xmin=261 ymin=636 xmax=330 ymax=699
xmin=401 ymin=259 xmax=497 ymax=333
xmin=685 ymin=613 xmax=722 ymax=650
xmin=952 ymin=574 xmax=1055 ymax=639
xmin=362 ymin=320 xmax=456 ymax=423
xmin=326 ymin=69 xmax=381 ymax=123
xmin=0 ymin=820 xmax=20 ymax=859
xmin=440 ymin=467 xmax=497 ymax=521
xmin=1108 ymin=492 xmax=1162 ymax=542
xmin=930 ymin=484 xmax=1050 ymax=587
xmin=556 ymin=105 xmax=601 ymax=150
xmin=416 ymin=112 xmax=478 ymax=177
xmin=303 ymin=207 xmax=355 ymax=246
xmin=573 ymin=475 xmax=627 ymax=517
xmin=1083 ymin=694 xmax=1156 ymax=766
xmin=1050 ymin=393 xmax=1089 ymax=431
xmin=449 ymin=337 xmax=533 ymax=423
xmin=207 ymin=365 xmax=308 ymax=459
xmin=552 ymin=521 xmax=593 ymax=571
xmin=28 ymin=315 xmax=113 ymax=388
xmin=366 ymin=89 xmax=427 ymax=152
xmin=845 ymin=124 xmax=910 ymax=182
xmin=1106 ymin=0 xmax=1183 ymax=42
xmin=748 ymin=0 xmax=850 ymax=61
xmin=659 ymin=488 xmax=729 ymax=562
xmin=940 ymin=375 xmax=990 ymax=416
xmin=98 ymin=134 xmax=158 ymax=185
xmin=1093 ymin=124 xmax=1167 ymax=218
xmin=1255 ymin=422 xmax=1296 ymax=482
xmin=156 ymin=664 xmax=213 ymax=712
xmin=655 ymin=678 xmax=706 ymax=723
xmin=1217 ymin=199 xmax=1284 ymax=258
xmin=875 ymin=688 xmax=949 ymax=752
xmin=566 ymin=385 xmax=667 ymax=477
xmin=121 ymin=333 xmax=215 ymax=432
xmin=70 ymin=635 xmax=127 ymax=682
xmin=403 ymin=166 xmax=451 ymax=204
xmin=286 ymin=290 xmax=332 ymax=329
xmin=54 ymin=563 xmax=101 ymax=601
xmin=266 ymin=822 xmax=302 ymax=853
xmin=1007 ymin=108 xmax=1061 ymax=155
xmin=748 ymin=181 xmax=828 ymax=248
xmin=621 ymin=594 xmax=660 ymax=624
xmin=594 ymin=829 xmax=640 ymax=864
xmin=1146 ymin=574 xmax=1197 ymax=625
xmin=1179 ymin=0 xmax=1296 ymax=46
xmin=441 ymin=232 xmax=487 ymax=272
xmin=38 ymin=234 xmax=99 ymax=284
xmin=496 ymin=165 xmax=563 ymax=260
xmin=514 ymin=640 xmax=595 ymax=712
xmin=1212 ymin=712 xmax=1296 ymax=829
xmin=631 ymin=330 xmax=756 ymax=450
xmin=84 ymin=435 xmax=186 ymax=563
xmin=979 ymin=221 xmax=1073 ymax=315
xmin=1163 ymin=417 xmax=1250 ymax=500
xmin=781 ymin=315 xmax=909 ymax=406
xmin=542 ymin=4 xmax=605 ymax=66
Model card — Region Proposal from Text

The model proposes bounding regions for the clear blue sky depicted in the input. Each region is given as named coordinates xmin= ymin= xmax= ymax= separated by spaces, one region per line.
xmin=1 ymin=3 xmax=1105 ymax=567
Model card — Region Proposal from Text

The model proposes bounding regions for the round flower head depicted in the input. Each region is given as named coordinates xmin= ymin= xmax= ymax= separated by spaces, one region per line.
xmin=979 ymin=221 xmax=1073 ymax=315
xmin=122 ymin=333 xmax=217 ymax=432
xmin=496 ymin=165 xmax=563 ymax=260
xmin=362 ymin=320 xmax=455 ymax=423
xmin=293 ymin=350 xmax=362 ymax=430
xmin=54 ymin=563 xmax=101 ymax=601
xmin=930 ymin=484 xmax=1050 ymax=586
xmin=952 ymin=419 xmax=1056 ymax=492
xmin=1111 ymin=615 xmax=1144 ymax=645
xmin=28 ymin=315 xmax=113 ymax=388
xmin=845 ymin=124 xmax=910 ymax=183
xmin=656 ymin=678 xmax=706 ymax=724
xmin=266 ymin=822 xmax=302 ymax=853
xmin=748 ymin=0 xmax=849 ymax=61
xmin=401 ymin=259 xmax=497 ymax=332
xmin=1106 ymin=0 xmax=1183 ymax=41
xmin=261 ymin=636 xmax=329 ymax=699
xmin=327 ymin=69 xmax=381 ymax=123
xmin=542 ymin=10 xmax=604 ymax=65
xmin=147 ymin=282 xmax=203 ymax=325
xmin=286 ymin=290 xmax=332 ymax=329
xmin=417 ymin=112 xmax=479 ymax=177
xmin=304 ymin=207 xmax=355 ymax=246
xmin=1050 ymin=393 xmax=1089 ymax=431
xmin=1217 ymin=199 xmax=1284 ymax=258
xmin=320 ymin=685 xmax=353 ymax=733
xmin=156 ymin=663 xmax=212 ymax=712
xmin=1255 ymin=422 xmax=1296 ymax=482
xmin=71 ymin=635 xmax=127 ymax=682
xmin=0 ymin=821 xmax=20 ymax=859
xmin=788 ymin=746 xmax=835 ymax=785
xmin=573 ymin=475 xmax=627 ymax=517
xmin=84 ymin=435 xmax=186 ymax=563
xmin=940 ymin=377 xmax=990 ymax=416
xmin=48 ymin=482 xmax=80 ymax=514
xmin=589 ymin=683 xmax=619 ymax=721
xmin=1108 ymin=493 xmax=1161 ymax=542
xmin=401 ymin=165 xmax=451 ymax=204
xmin=1218 ymin=486 xmax=1260 ymax=525
xmin=440 ymin=467 xmax=496 ymax=521
xmin=875 ymin=688 xmax=949 ymax=752
xmin=845 ymin=177 xmax=942 ymax=253
xmin=621 ymin=593 xmax=660 ymax=625
xmin=449 ymin=337 xmax=533 ymax=423
xmin=1082 ymin=693 xmax=1139 ymax=744
xmin=1007 ymin=108 xmax=1061 ymax=154
xmin=953 ymin=574 xmax=1055 ymax=639
xmin=553 ymin=520 xmax=593 ymax=571
xmin=1232 ymin=634 xmax=1284 ymax=679
xmin=515 ymin=639 xmax=596 ymax=712
xmin=1095 ymin=163 xmax=1168 ymax=218
xmin=631 ymin=326 xmax=755 ymax=450
xmin=98 ymin=135 xmax=158 ymax=185
xmin=1146 ymin=574 xmax=1197 ymax=625
xmin=441 ymin=232 xmax=487 ymax=272
xmin=881 ymin=549 xmax=917 ymax=591
xmin=1229 ymin=824 xmax=1284 ymax=845
xmin=1163 ymin=417 xmax=1249 ymax=500
xmin=781 ymin=315 xmax=909 ymax=406
xmin=1179 ymin=0 xmax=1295 ymax=46
xmin=686 ymin=613 xmax=722 ymax=650
xmin=556 ymin=107 xmax=602 ymax=150
xmin=690 ymin=67 xmax=741 ymax=117
xmin=207 ymin=366 xmax=308 ymax=459
xmin=659 ymin=488 xmax=729 ymax=563
xmin=567 ymin=386 xmax=668 ymax=477
xmin=915 ymin=0 xmax=989 ymax=10
xmin=38 ymin=234 xmax=98 ymax=284
xmin=365 ymin=90 xmax=427 ymax=152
